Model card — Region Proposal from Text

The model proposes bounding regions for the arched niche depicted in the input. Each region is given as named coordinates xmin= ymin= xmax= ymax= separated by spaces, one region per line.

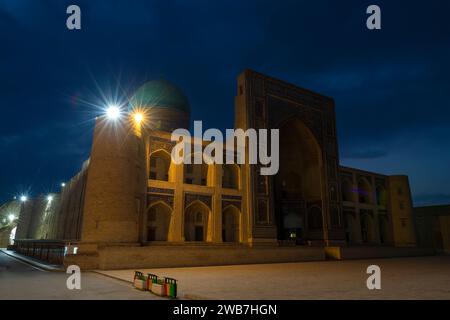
xmin=146 ymin=202 xmax=172 ymax=241
xmin=184 ymin=201 xmax=210 ymax=241
xmin=358 ymin=178 xmax=372 ymax=204
xmin=149 ymin=149 xmax=173 ymax=182
xmin=222 ymin=205 xmax=240 ymax=242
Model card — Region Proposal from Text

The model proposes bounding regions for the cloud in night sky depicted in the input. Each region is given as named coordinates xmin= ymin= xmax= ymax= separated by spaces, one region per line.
xmin=1 ymin=0 xmax=450 ymax=205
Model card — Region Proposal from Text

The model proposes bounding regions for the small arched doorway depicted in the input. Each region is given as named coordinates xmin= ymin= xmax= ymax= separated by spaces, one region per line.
xmin=146 ymin=202 xmax=171 ymax=241
xmin=222 ymin=205 xmax=240 ymax=243
xmin=184 ymin=201 xmax=210 ymax=242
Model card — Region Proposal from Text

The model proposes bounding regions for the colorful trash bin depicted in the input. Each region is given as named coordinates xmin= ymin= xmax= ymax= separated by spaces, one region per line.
xmin=147 ymin=273 xmax=158 ymax=292
xmin=133 ymin=271 xmax=147 ymax=291
xmin=164 ymin=277 xmax=178 ymax=299
xmin=151 ymin=279 xmax=166 ymax=296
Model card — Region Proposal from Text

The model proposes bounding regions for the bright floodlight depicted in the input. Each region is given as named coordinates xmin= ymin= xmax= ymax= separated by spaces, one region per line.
xmin=61 ymin=182 xmax=66 ymax=187
xmin=20 ymin=195 xmax=27 ymax=202
xmin=106 ymin=105 xmax=121 ymax=120
xmin=8 ymin=214 xmax=15 ymax=222
xmin=133 ymin=112 xmax=144 ymax=124
xmin=47 ymin=195 xmax=53 ymax=202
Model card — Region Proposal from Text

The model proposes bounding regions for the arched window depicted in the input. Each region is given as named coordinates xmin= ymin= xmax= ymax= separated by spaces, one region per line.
xmin=376 ymin=186 xmax=387 ymax=206
xmin=184 ymin=153 xmax=209 ymax=186
xmin=147 ymin=203 xmax=171 ymax=241
xmin=307 ymin=206 xmax=323 ymax=230
xmin=341 ymin=179 xmax=353 ymax=202
xmin=149 ymin=150 xmax=171 ymax=181
xmin=222 ymin=206 xmax=240 ymax=242
xmin=358 ymin=178 xmax=371 ymax=204
xmin=222 ymin=165 xmax=239 ymax=189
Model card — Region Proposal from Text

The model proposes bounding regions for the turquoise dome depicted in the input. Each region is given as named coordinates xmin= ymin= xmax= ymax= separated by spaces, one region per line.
xmin=129 ymin=80 xmax=190 ymax=113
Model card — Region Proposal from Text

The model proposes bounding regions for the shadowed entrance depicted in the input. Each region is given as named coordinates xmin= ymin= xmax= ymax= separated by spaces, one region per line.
xmin=274 ymin=118 xmax=323 ymax=244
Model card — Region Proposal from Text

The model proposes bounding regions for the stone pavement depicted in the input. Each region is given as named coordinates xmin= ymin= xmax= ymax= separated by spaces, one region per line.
xmin=0 ymin=249 xmax=63 ymax=271
xmin=96 ymin=256 xmax=450 ymax=300
xmin=0 ymin=251 xmax=164 ymax=300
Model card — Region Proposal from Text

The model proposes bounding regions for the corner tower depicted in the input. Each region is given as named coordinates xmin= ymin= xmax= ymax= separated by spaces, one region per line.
xmin=388 ymin=175 xmax=417 ymax=246
xmin=80 ymin=116 xmax=145 ymax=244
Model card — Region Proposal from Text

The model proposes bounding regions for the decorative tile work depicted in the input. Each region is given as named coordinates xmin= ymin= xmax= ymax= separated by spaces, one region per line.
xmin=185 ymin=193 xmax=212 ymax=210
xmin=147 ymin=194 xmax=174 ymax=209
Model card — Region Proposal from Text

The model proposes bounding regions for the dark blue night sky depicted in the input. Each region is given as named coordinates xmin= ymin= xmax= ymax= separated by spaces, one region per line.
xmin=1 ymin=0 xmax=449 ymax=205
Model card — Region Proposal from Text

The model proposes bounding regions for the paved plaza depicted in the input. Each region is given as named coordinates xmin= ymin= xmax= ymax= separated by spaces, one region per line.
xmin=0 ymin=251 xmax=163 ymax=300
xmin=98 ymin=256 xmax=450 ymax=300
xmin=1 ymin=250 xmax=449 ymax=299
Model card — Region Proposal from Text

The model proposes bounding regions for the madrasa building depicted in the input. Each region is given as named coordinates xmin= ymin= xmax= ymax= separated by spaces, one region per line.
xmin=6 ymin=70 xmax=428 ymax=269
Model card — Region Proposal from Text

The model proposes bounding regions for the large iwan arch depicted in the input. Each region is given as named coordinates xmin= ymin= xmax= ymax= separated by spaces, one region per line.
xmin=273 ymin=117 xmax=324 ymax=243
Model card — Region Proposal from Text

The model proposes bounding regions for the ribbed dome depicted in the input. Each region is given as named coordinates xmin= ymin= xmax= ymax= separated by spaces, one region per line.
xmin=128 ymin=80 xmax=190 ymax=131
xmin=129 ymin=80 xmax=190 ymax=113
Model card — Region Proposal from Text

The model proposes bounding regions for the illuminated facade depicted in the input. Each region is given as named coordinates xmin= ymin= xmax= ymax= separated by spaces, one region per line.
xmin=11 ymin=70 xmax=419 ymax=269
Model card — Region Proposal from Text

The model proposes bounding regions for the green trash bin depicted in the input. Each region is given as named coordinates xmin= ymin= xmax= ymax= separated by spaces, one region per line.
xmin=164 ymin=277 xmax=178 ymax=299
xmin=148 ymin=273 xmax=158 ymax=284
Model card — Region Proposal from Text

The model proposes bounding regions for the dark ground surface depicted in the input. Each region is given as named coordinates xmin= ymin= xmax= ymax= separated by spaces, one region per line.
xmin=0 ymin=251 xmax=163 ymax=300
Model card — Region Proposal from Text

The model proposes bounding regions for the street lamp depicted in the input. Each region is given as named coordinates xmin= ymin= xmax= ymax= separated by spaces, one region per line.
xmin=8 ymin=214 xmax=15 ymax=223
xmin=106 ymin=105 xmax=121 ymax=120
xmin=20 ymin=195 xmax=27 ymax=202
xmin=133 ymin=112 xmax=144 ymax=124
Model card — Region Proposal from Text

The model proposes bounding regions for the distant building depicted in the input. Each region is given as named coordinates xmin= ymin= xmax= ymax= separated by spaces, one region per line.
xmin=9 ymin=70 xmax=422 ymax=269
xmin=414 ymin=205 xmax=450 ymax=253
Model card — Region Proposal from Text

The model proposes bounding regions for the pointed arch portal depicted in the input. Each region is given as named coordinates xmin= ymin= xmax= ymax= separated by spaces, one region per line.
xmin=274 ymin=118 xmax=324 ymax=243
xmin=146 ymin=202 xmax=171 ymax=241
xmin=222 ymin=205 xmax=240 ymax=243
xmin=184 ymin=201 xmax=210 ymax=242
